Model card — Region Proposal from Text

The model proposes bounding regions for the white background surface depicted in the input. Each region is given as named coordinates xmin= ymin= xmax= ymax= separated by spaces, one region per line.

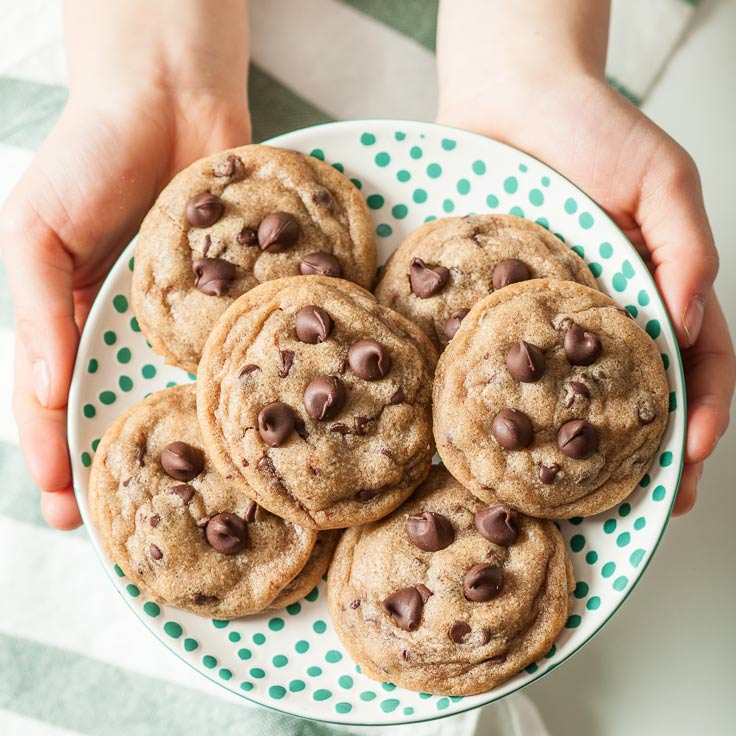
xmin=528 ymin=1 xmax=736 ymax=734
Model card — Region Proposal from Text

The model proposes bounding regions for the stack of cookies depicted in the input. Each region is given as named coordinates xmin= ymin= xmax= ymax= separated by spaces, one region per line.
xmin=89 ymin=145 xmax=669 ymax=697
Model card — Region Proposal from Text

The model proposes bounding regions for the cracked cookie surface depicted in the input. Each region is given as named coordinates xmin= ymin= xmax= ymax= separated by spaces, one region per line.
xmin=327 ymin=467 xmax=573 ymax=695
xmin=197 ymin=276 xmax=438 ymax=529
xmin=374 ymin=214 xmax=598 ymax=351
xmin=132 ymin=145 xmax=377 ymax=373
xmin=89 ymin=384 xmax=317 ymax=618
xmin=433 ymin=279 xmax=669 ymax=518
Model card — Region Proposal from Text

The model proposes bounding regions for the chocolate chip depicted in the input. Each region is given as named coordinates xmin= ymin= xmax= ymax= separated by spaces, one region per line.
xmin=237 ymin=226 xmax=258 ymax=246
xmin=213 ymin=155 xmax=238 ymax=177
xmin=243 ymin=500 xmax=257 ymax=523
xmin=202 ymin=234 xmax=212 ymax=256
xmin=257 ymin=212 xmax=299 ymax=252
xmin=338 ymin=359 xmax=347 ymax=375
xmin=205 ymin=513 xmax=249 ymax=554
xmin=279 ymin=350 xmax=295 ymax=378
xmin=150 ymin=514 xmax=160 ymax=528
xmin=564 ymin=380 xmax=591 ymax=408
xmin=444 ymin=309 xmax=470 ymax=340
xmin=409 ymin=257 xmax=449 ymax=298
xmin=295 ymin=305 xmax=333 ymax=344
xmin=380 ymin=448 xmax=395 ymax=461
xmin=506 ymin=341 xmax=546 ymax=382
xmin=636 ymin=397 xmax=657 ymax=424
xmin=354 ymin=416 xmax=370 ymax=435
xmin=185 ymin=192 xmax=224 ymax=228
xmin=484 ymin=654 xmax=507 ymax=665
xmin=330 ymin=423 xmax=351 ymax=435
xmin=475 ymin=506 xmax=519 ymax=546
xmin=238 ymin=364 xmax=260 ymax=378
xmin=389 ymin=387 xmax=405 ymax=404
xmin=480 ymin=628 xmax=493 ymax=645
xmin=415 ymin=584 xmax=433 ymax=602
xmin=448 ymin=621 xmax=471 ymax=643
xmin=381 ymin=587 xmax=424 ymax=631
xmin=258 ymin=402 xmax=296 ymax=447
xmin=356 ymin=488 xmax=382 ymax=501
xmin=300 ymin=252 xmax=342 ymax=278
xmin=192 ymin=257 xmax=236 ymax=296
xmin=134 ymin=440 xmax=146 ymax=467
xmin=348 ymin=340 xmax=391 ymax=380
xmin=192 ymin=593 xmax=218 ymax=605
xmin=160 ymin=442 xmax=204 ymax=481
xmin=564 ymin=323 xmax=602 ymax=365
xmin=350 ymin=599 xmax=361 ymax=609
xmin=557 ymin=420 xmax=598 ymax=459
xmin=491 ymin=409 xmax=533 ymax=450
xmin=303 ymin=375 xmax=346 ymax=420
xmin=492 ymin=259 xmax=530 ymax=290
xmin=295 ymin=416 xmax=309 ymax=439
xmin=169 ymin=484 xmax=195 ymax=504
xmin=464 ymin=563 xmax=504 ymax=602
xmin=539 ymin=463 xmax=561 ymax=484
xmin=405 ymin=512 xmax=455 ymax=551
xmin=150 ymin=544 xmax=163 ymax=560
xmin=402 ymin=649 xmax=410 ymax=661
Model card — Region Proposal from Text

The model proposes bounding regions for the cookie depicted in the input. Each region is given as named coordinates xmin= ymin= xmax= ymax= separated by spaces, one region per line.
xmin=132 ymin=145 xmax=377 ymax=373
xmin=197 ymin=275 xmax=438 ymax=530
xmin=266 ymin=530 xmax=341 ymax=611
xmin=433 ymin=279 xmax=669 ymax=518
xmin=327 ymin=466 xmax=574 ymax=695
xmin=88 ymin=384 xmax=317 ymax=619
xmin=374 ymin=214 xmax=598 ymax=350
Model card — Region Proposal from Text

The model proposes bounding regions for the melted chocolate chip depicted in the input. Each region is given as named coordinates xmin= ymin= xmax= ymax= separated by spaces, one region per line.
xmin=150 ymin=544 xmax=163 ymax=561
xmin=382 ymin=587 xmax=424 ymax=631
xmin=205 ymin=513 xmax=249 ymax=554
xmin=192 ymin=257 xmax=235 ymax=296
xmin=213 ymin=155 xmax=238 ymax=177
xmin=491 ymin=409 xmax=533 ymax=450
xmin=185 ymin=192 xmax=224 ymax=228
xmin=389 ymin=387 xmax=405 ymax=404
xmin=464 ymin=563 xmax=504 ymax=602
xmin=279 ymin=350 xmax=295 ymax=378
xmin=557 ymin=420 xmax=598 ymax=459
xmin=257 ymin=212 xmax=299 ymax=252
xmin=299 ymin=252 xmax=342 ymax=278
xmin=539 ymin=463 xmax=561 ymax=484
xmin=348 ymin=340 xmax=391 ymax=380
xmin=415 ymin=584 xmax=433 ymax=602
xmin=448 ymin=621 xmax=471 ymax=643
xmin=243 ymin=500 xmax=257 ymax=523
xmin=150 ymin=514 xmax=160 ymax=528
xmin=354 ymin=416 xmax=370 ymax=435
xmin=492 ymin=259 xmax=530 ymax=290
xmin=350 ymin=599 xmax=361 ymax=609
xmin=192 ymin=593 xmax=218 ymax=605
xmin=565 ymin=381 xmax=591 ymax=408
xmin=295 ymin=305 xmax=333 ymax=344
xmin=409 ymin=257 xmax=449 ymax=298
xmin=636 ymin=397 xmax=657 ymax=424
xmin=238 ymin=364 xmax=260 ymax=378
xmin=237 ymin=226 xmax=258 ymax=246
xmin=202 ymin=234 xmax=212 ymax=256
xmin=258 ymin=402 xmax=296 ymax=447
xmin=303 ymin=375 xmax=346 ymax=420
xmin=444 ymin=308 xmax=470 ymax=340
xmin=506 ymin=341 xmax=546 ymax=382
xmin=330 ymin=423 xmax=351 ymax=435
xmin=169 ymin=484 xmax=196 ymax=504
xmin=356 ymin=487 xmax=382 ymax=501
xmin=474 ymin=506 xmax=519 ymax=546
xmin=160 ymin=442 xmax=204 ymax=481
xmin=564 ymin=323 xmax=602 ymax=365
xmin=405 ymin=512 xmax=455 ymax=551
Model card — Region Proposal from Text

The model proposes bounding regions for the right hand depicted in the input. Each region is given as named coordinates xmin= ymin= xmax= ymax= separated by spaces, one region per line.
xmin=1 ymin=89 xmax=250 ymax=530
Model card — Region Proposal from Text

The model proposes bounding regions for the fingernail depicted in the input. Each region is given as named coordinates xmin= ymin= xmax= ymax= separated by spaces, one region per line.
xmin=32 ymin=360 xmax=50 ymax=407
xmin=682 ymin=297 xmax=705 ymax=347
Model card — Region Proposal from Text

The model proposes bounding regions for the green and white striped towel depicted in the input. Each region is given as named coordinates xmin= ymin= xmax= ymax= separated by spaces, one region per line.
xmin=0 ymin=1 xmax=700 ymax=734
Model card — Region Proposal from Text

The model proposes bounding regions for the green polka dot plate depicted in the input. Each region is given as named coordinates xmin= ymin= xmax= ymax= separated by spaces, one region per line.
xmin=69 ymin=121 xmax=685 ymax=726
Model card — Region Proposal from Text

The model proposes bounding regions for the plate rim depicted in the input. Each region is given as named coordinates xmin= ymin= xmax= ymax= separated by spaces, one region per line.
xmin=67 ymin=118 xmax=686 ymax=726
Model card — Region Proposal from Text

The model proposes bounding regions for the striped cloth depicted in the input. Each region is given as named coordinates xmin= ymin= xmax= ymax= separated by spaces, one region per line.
xmin=0 ymin=1 xmax=699 ymax=734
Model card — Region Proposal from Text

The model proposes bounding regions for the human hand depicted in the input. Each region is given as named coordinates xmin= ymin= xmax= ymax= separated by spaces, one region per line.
xmin=1 ymin=0 xmax=251 ymax=530
xmin=437 ymin=71 xmax=735 ymax=515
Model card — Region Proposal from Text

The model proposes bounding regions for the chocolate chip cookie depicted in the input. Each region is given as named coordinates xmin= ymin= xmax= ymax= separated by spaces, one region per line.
xmin=374 ymin=214 xmax=598 ymax=351
xmin=327 ymin=466 xmax=574 ymax=695
xmin=197 ymin=275 xmax=438 ymax=529
xmin=433 ymin=279 xmax=669 ymax=518
xmin=132 ymin=145 xmax=377 ymax=373
xmin=88 ymin=384 xmax=318 ymax=618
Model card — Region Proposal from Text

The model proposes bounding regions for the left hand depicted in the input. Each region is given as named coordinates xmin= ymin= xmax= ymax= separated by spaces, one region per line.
xmin=438 ymin=73 xmax=735 ymax=515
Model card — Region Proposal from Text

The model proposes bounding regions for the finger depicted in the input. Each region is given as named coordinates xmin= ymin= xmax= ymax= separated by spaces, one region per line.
xmin=682 ymin=294 xmax=735 ymax=464
xmin=41 ymin=487 xmax=83 ymax=530
xmin=13 ymin=338 xmax=72 ymax=494
xmin=1 ymin=203 xmax=79 ymax=410
xmin=638 ymin=147 xmax=719 ymax=347
xmin=672 ymin=462 xmax=701 ymax=517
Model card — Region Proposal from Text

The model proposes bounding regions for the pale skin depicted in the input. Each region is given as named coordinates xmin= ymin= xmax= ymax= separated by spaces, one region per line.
xmin=1 ymin=0 xmax=733 ymax=530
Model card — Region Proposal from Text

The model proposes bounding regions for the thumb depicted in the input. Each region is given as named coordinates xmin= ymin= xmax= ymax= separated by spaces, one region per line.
xmin=638 ymin=146 xmax=719 ymax=348
xmin=2 ymin=209 xmax=78 ymax=410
